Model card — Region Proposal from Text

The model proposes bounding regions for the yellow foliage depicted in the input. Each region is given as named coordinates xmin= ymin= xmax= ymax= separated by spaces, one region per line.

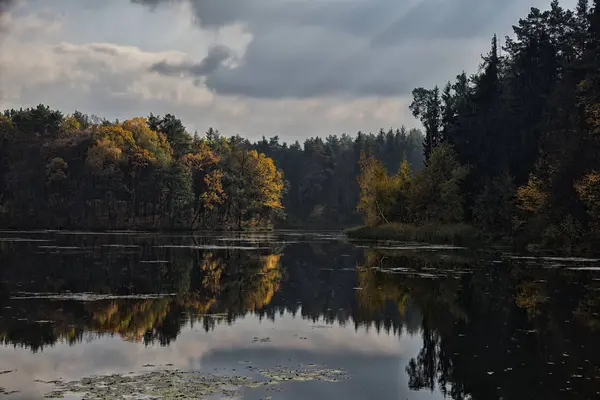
xmin=357 ymin=152 xmax=410 ymax=227
xmin=244 ymin=150 xmax=284 ymax=210
xmin=575 ymin=171 xmax=600 ymax=220
xmin=90 ymin=299 xmax=171 ymax=342
xmin=516 ymin=176 xmax=548 ymax=214
xmin=200 ymin=253 xmax=225 ymax=294
xmin=129 ymin=146 xmax=155 ymax=172
xmin=515 ymin=281 xmax=547 ymax=318
xmin=122 ymin=117 xmax=172 ymax=163
xmin=93 ymin=124 xmax=135 ymax=148
xmin=60 ymin=115 xmax=81 ymax=133
xmin=398 ymin=157 xmax=412 ymax=183
xmin=183 ymin=142 xmax=220 ymax=169
xmin=88 ymin=118 xmax=173 ymax=173
xmin=243 ymin=254 xmax=281 ymax=311
xmin=183 ymin=144 xmax=226 ymax=211
xmin=201 ymin=169 xmax=226 ymax=210
xmin=86 ymin=137 xmax=123 ymax=170
xmin=357 ymin=152 xmax=389 ymax=227
xmin=262 ymin=254 xmax=281 ymax=271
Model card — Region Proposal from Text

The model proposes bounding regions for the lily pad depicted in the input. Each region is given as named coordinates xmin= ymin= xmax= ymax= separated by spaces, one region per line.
xmin=258 ymin=365 xmax=348 ymax=383
xmin=42 ymin=370 xmax=260 ymax=399
xmin=42 ymin=366 xmax=348 ymax=399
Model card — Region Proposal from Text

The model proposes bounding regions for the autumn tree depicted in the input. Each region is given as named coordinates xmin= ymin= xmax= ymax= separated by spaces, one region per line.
xmin=357 ymin=152 xmax=392 ymax=227
xmin=223 ymin=146 xmax=284 ymax=230
xmin=182 ymin=141 xmax=226 ymax=228
xmin=357 ymin=152 xmax=412 ymax=227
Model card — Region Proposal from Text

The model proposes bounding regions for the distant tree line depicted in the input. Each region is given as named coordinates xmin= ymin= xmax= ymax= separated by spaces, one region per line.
xmin=357 ymin=0 xmax=600 ymax=251
xmin=0 ymin=104 xmax=423 ymax=230
xmin=251 ymin=127 xmax=423 ymax=226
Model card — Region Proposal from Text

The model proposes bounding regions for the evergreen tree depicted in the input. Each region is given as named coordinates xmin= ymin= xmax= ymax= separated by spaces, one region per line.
xmin=410 ymin=86 xmax=442 ymax=162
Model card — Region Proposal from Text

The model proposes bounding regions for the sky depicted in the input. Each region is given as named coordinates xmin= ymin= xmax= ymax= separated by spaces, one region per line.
xmin=0 ymin=0 xmax=577 ymax=142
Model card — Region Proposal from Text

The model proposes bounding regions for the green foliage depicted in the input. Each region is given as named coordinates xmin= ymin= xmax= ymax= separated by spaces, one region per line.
xmin=410 ymin=86 xmax=442 ymax=161
xmin=354 ymin=144 xmax=472 ymax=240
xmin=148 ymin=113 xmax=192 ymax=159
xmin=472 ymin=171 xmax=516 ymax=237
xmin=407 ymin=144 xmax=468 ymax=224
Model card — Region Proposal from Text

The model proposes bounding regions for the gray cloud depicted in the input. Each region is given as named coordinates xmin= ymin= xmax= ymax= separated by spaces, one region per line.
xmin=150 ymin=44 xmax=232 ymax=77
xmin=0 ymin=0 xmax=16 ymax=32
xmin=0 ymin=0 xmax=15 ymax=13
xmin=132 ymin=0 xmax=510 ymax=39
xmin=132 ymin=0 xmax=523 ymax=98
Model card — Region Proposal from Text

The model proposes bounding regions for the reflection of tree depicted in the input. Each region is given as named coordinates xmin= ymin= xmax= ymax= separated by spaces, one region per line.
xmin=0 ymin=300 xmax=86 ymax=352
xmin=192 ymin=252 xmax=281 ymax=314
xmin=89 ymin=299 xmax=171 ymax=342
xmin=515 ymin=281 xmax=548 ymax=317
xmin=239 ymin=254 xmax=281 ymax=311
xmin=356 ymin=251 xmax=468 ymax=335
xmin=356 ymin=252 xmax=410 ymax=317
xmin=378 ymin=252 xmax=600 ymax=400
xmin=0 ymin=246 xmax=283 ymax=349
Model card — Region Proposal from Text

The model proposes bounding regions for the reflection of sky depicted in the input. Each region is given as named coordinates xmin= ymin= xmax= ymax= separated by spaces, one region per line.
xmin=0 ymin=313 xmax=442 ymax=400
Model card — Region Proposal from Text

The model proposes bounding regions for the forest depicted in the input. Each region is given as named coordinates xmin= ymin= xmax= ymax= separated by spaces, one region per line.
xmin=0 ymin=106 xmax=423 ymax=230
xmin=353 ymin=0 xmax=600 ymax=251
xmin=0 ymin=0 xmax=599 ymax=251
xmin=0 ymin=111 xmax=288 ymax=230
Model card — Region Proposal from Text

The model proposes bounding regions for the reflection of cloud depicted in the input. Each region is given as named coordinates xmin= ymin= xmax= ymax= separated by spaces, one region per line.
xmin=186 ymin=313 xmax=413 ymax=356
xmin=0 ymin=313 xmax=420 ymax=398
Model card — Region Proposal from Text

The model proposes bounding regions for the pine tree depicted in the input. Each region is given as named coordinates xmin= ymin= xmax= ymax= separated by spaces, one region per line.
xmin=410 ymin=86 xmax=441 ymax=162
xmin=441 ymin=82 xmax=455 ymax=144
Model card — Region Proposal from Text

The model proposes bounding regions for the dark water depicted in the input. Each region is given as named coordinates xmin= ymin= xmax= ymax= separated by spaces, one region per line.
xmin=0 ymin=231 xmax=599 ymax=399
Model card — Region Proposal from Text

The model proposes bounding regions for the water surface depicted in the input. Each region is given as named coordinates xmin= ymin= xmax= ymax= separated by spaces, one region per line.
xmin=0 ymin=231 xmax=599 ymax=399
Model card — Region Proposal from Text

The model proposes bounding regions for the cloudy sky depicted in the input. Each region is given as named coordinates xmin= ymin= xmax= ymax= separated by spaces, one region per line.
xmin=0 ymin=0 xmax=576 ymax=141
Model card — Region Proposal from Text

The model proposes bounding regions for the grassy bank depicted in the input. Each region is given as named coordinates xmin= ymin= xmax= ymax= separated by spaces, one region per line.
xmin=345 ymin=223 xmax=480 ymax=246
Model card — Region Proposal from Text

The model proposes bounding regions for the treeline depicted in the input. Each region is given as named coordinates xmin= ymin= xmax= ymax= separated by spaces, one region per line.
xmin=252 ymin=127 xmax=423 ymax=226
xmin=0 ymin=108 xmax=283 ymax=230
xmin=0 ymin=104 xmax=423 ymax=230
xmin=357 ymin=0 xmax=600 ymax=251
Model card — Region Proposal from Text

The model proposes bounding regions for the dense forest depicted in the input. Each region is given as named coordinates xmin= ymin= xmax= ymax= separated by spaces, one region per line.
xmin=252 ymin=127 xmax=423 ymax=226
xmin=1 ymin=0 xmax=599 ymax=250
xmin=0 ymin=106 xmax=422 ymax=230
xmin=356 ymin=0 xmax=600 ymax=251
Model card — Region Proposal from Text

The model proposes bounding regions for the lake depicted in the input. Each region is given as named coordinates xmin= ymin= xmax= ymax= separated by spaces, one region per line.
xmin=0 ymin=231 xmax=599 ymax=399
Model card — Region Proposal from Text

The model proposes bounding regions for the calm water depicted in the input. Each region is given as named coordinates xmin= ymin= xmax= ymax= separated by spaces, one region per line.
xmin=0 ymin=231 xmax=599 ymax=399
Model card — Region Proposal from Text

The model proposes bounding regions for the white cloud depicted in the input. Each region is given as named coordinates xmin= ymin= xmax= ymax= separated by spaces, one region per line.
xmin=0 ymin=5 xmax=419 ymax=140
